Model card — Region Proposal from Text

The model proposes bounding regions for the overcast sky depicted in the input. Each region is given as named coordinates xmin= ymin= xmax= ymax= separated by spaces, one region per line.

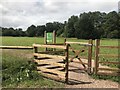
xmin=0 ymin=0 xmax=119 ymax=30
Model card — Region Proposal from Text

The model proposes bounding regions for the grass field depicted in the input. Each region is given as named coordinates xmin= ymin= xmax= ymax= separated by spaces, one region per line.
xmin=1 ymin=36 xmax=119 ymax=64
xmin=1 ymin=37 xmax=119 ymax=87
xmin=1 ymin=37 xmax=118 ymax=46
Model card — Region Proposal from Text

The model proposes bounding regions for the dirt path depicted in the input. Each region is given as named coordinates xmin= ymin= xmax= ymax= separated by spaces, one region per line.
xmin=65 ymin=60 xmax=119 ymax=88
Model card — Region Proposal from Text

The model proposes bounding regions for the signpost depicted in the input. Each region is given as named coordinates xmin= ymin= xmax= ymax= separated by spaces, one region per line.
xmin=44 ymin=31 xmax=56 ymax=51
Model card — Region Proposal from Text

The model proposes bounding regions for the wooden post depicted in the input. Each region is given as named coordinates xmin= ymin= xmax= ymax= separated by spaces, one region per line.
xmin=53 ymin=30 xmax=56 ymax=44
xmin=64 ymin=38 xmax=66 ymax=45
xmin=44 ymin=31 xmax=47 ymax=51
xmin=95 ymin=39 xmax=100 ymax=74
xmin=44 ymin=31 xmax=47 ymax=44
xmin=53 ymin=31 xmax=56 ymax=51
xmin=88 ymin=39 xmax=93 ymax=74
xmin=34 ymin=46 xmax=38 ymax=59
xmin=65 ymin=44 xmax=69 ymax=84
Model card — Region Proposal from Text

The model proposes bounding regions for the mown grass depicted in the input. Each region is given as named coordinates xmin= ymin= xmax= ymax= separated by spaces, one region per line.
xmin=2 ymin=50 xmax=64 ymax=88
xmin=1 ymin=37 xmax=119 ymax=67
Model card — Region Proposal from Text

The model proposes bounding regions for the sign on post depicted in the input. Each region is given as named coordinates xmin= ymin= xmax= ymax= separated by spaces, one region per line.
xmin=47 ymin=33 xmax=53 ymax=43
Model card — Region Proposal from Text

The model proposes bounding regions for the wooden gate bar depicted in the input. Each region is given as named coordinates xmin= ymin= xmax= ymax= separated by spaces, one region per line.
xmin=33 ymin=53 xmax=65 ymax=59
xmin=34 ymin=59 xmax=65 ymax=68
xmin=98 ymin=54 xmax=119 ymax=58
xmin=98 ymin=46 xmax=120 ymax=48
xmin=98 ymin=68 xmax=120 ymax=72
xmin=65 ymin=41 xmax=92 ymax=46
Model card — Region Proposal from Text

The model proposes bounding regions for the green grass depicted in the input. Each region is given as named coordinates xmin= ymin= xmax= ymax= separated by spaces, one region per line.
xmin=2 ymin=50 xmax=64 ymax=88
xmin=1 ymin=37 xmax=119 ymax=85
xmin=1 ymin=37 xmax=119 ymax=66
xmin=91 ymin=74 xmax=120 ymax=83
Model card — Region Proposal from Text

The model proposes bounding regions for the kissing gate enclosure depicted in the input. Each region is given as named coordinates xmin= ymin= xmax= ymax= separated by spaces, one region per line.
xmin=33 ymin=39 xmax=120 ymax=83
xmin=33 ymin=39 xmax=93 ymax=84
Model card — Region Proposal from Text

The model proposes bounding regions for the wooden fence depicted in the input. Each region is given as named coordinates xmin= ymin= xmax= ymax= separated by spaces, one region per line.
xmin=94 ymin=39 xmax=120 ymax=76
xmin=33 ymin=44 xmax=69 ymax=83
xmin=0 ymin=46 xmax=33 ymax=49
xmin=1 ymin=39 xmax=119 ymax=83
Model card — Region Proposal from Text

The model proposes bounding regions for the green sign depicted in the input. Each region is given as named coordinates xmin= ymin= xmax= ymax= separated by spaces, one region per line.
xmin=47 ymin=33 xmax=53 ymax=42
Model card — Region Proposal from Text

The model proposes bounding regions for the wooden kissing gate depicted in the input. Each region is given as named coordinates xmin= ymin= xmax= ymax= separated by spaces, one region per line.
xmin=33 ymin=39 xmax=93 ymax=84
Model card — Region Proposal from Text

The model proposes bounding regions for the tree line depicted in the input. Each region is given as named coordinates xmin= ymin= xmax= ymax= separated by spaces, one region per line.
xmin=1 ymin=11 xmax=120 ymax=39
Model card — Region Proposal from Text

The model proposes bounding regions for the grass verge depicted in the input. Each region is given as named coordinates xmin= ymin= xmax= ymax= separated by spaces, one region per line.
xmin=2 ymin=50 xmax=64 ymax=88
xmin=91 ymin=74 xmax=120 ymax=83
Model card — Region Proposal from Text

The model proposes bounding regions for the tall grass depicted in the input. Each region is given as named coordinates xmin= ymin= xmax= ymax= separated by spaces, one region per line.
xmin=2 ymin=50 xmax=64 ymax=88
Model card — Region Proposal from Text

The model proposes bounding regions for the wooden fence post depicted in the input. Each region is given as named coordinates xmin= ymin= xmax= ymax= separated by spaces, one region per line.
xmin=53 ymin=30 xmax=56 ymax=44
xmin=64 ymin=38 xmax=66 ymax=45
xmin=34 ymin=46 xmax=38 ymax=59
xmin=95 ymin=39 xmax=100 ymax=74
xmin=53 ymin=31 xmax=56 ymax=51
xmin=88 ymin=39 xmax=93 ymax=74
xmin=65 ymin=44 xmax=69 ymax=84
xmin=44 ymin=31 xmax=47 ymax=44
xmin=44 ymin=31 xmax=47 ymax=51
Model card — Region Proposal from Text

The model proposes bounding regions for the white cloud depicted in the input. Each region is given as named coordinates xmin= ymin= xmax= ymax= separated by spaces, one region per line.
xmin=0 ymin=0 xmax=119 ymax=30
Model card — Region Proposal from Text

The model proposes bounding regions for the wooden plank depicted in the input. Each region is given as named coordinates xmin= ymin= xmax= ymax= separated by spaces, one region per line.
xmin=37 ymin=67 xmax=65 ymax=77
xmin=38 ymin=71 xmax=65 ymax=81
xmin=33 ymin=44 xmax=67 ymax=49
xmin=97 ymin=71 xmax=120 ymax=76
xmin=0 ymin=46 xmax=33 ymax=49
xmin=98 ymin=67 xmax=120 ymax=72
xmin=99 ymin=46 xmax=120 ymax=48
xmin=98 ymin=54 xmax=119 ymax=58
xmin=65 ymin=41 xmax=92 ymax=46
xmin=99 ymin=61 xmax=120 ymax=64
xmin=33 ymin=53 xmax=65 ymax=59
xmin=34 ymin=59 xmax=65 ymax=68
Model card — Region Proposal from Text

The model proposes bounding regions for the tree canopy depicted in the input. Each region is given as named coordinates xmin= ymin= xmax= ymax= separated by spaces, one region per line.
xmin=1 ymin=11 xmax=119 ymax=39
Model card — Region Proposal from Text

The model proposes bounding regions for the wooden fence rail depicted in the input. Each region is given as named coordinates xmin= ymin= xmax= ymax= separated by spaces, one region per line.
xmin=94 ymin=39 xmax=120 ymax=76
xmin=0 ymin=46 xmax=33 ymax=49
